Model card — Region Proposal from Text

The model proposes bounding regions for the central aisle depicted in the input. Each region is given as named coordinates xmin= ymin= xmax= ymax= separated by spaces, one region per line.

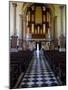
xmin=19 ymin=50 xmax=59 ymax=88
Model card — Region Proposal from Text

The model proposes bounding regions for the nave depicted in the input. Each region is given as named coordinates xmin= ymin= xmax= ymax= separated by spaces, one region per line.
xmin=19 ymin=50 xmax=60 ymax=88
xmin=9 ymin=2 xmax=66 ymax=89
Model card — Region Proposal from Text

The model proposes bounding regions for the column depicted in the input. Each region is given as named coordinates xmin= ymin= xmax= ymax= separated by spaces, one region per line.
xmin=12 ymin=3 xmax=17 ymax=35
xmin=59 ymin=6 xmax=65 ymax=49
xmin=60 ymin=6 xmax=63 ymax=34
xmin=18 ymin=15 xmax=23 ymax=50
xmin=11 ymin=3 xmax=18 ymax=49
xmin=61 ymin=6 xmax=66 ymax=36
xmin=22 ymin=12 xmax=26 ymax=40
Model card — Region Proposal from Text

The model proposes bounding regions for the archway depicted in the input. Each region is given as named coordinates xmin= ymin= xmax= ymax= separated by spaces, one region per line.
xmin=24 ymin=3 xmax=55 ymax=40
xmin=21 ymin=3 xmax=55 ymax=50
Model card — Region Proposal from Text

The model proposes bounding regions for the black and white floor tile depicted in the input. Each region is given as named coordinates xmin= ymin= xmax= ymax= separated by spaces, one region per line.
xmin=19 ymin=50 xmax=59 ymax=88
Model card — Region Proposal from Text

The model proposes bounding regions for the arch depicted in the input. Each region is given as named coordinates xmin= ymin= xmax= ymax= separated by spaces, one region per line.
xmin=21 ymin=3 xmax=55 ymax=40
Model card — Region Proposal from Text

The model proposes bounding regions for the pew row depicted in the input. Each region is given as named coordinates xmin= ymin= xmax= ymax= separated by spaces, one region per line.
xmin=10 ymin=50 xmax=33 ymax=89
xmin=43 ymin=50 xmax=66 ymax=85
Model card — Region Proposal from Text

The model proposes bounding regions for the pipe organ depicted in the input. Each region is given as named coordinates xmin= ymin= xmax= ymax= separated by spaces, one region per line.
xmin=26 ymin=4 xmax=51 ymax=39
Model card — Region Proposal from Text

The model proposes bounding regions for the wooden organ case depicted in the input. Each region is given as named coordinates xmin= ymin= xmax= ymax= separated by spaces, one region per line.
xmin=26 ymin=4 xmax=51 ymax=39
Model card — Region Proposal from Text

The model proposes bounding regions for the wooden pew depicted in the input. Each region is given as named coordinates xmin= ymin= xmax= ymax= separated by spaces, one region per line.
xmin=43 ymin=50 xmax=66 ymax=85
xmin=10 ymin=50 xmax=33 ymax=88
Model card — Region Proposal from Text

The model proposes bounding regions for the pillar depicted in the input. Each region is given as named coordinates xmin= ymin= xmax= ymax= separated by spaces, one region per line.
xmin=60 ymin=6 xmax=64 ymax=34
xmin=22 ymin=12 xmax=26 ymax=40
xmin=11 ymin=3 xmax=18 ymax=48
xmin=59 ymin=6 xmax=66 ymax=50
xmin=18 ymin=14 xmax=23 ymax=50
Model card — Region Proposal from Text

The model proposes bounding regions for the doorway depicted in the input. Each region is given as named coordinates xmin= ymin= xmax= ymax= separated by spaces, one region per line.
xmin=36 ymin=42 xmax=41 ymax=50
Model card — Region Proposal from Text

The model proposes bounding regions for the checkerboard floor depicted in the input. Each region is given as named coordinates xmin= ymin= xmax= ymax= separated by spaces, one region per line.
xmin=19 ymin=50 xmax=59 ymax=88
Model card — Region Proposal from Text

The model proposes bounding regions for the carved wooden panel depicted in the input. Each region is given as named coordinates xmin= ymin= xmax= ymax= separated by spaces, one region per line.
xmin=26 ymin=4 xmax=51 ymax=39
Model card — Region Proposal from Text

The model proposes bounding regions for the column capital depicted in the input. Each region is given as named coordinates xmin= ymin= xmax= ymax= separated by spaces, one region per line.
xmin=12 ymin=3 xmax=17 ymax=7
xmin=59 ymin=5 xmax=64 ymax=9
